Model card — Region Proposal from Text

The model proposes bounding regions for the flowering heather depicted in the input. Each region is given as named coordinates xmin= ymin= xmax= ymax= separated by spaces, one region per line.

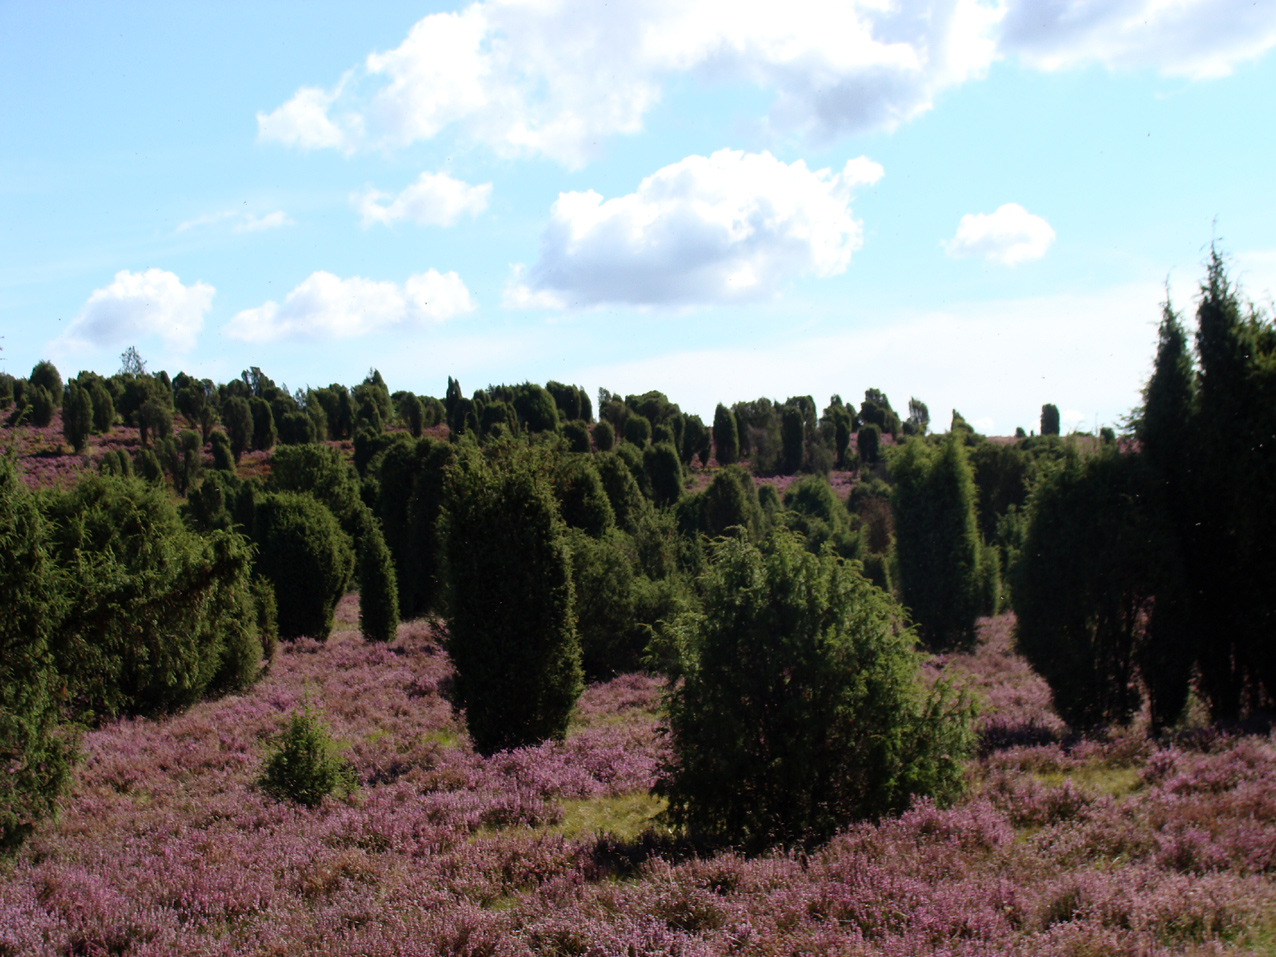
xmin=3 ymin=609 xmax=1275 ymax=954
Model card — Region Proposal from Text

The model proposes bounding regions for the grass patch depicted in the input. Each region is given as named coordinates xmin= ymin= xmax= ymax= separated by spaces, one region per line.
xmin=549 ymin=793 xmax=668 ymax=841
xmin=1038 ymin=765 xmax=1142 ymax=798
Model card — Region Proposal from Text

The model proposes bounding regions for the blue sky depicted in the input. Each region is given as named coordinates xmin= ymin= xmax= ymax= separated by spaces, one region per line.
xmin=3 ymin=1 xmax=1275 ymax=434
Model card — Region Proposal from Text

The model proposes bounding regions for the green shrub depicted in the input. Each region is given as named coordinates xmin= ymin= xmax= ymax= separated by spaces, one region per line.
xmin=556 ymin=456 xmax=615 ymax=538
xmin=780 ymin=406 xmax=804 ymax=474
xmin=1040 ymin=403 xmax=1061 ymax=436
xmin=356 ymin=510 xmax=399 ymax=643
xmin=712 ymin=404 xmax=739 ymax=465
xmin=249 ymin=397 xmax=276 ymax=451
xmin=61 ymin=384 xmax=92 ymax=453
xmin=42 ymin=474 xmax=263 ymax=721
xmin=210 ymin=429 xmax=234 ymax=471
xmin=1012 ymin=449 xmax=1165 ymax=732
xmin=563 ymin=420 xmax=592 ymax=454
xmin=624 ymin=414 xmax=652 ymax=447
xmin=644 ymin=442 xmax=683 ymax=507
xmin=0 ymin=456 xmax=74 ymax=851
xmin=222 ymin=396 xmax=253 ymax=461
xmin=90 ymin=380 xmax=115 ymax=433
xmin=593 ymin=420 xmax=615 ymax=452
xmin=857 ymin=423 xmax=881 ymax=464
xmin=251 ymin=492 xmax=355 ymax=641
xmin=29 ymin=361 xmax=63 ymax=407
xmin=657 ymin=532 xmax=974 ymax=853
xmin=443 ymin=445 xmax=582 ymax=755
xmin=699 ymin=465 xmax=762 ymax=540
xmin=259 ymin=707 xmax=354 ymax=808
xmin=891 ymin=436 xmax=981 ymax=650
xmin=29 ymin=386 xmax=55 ymax=428
xmin=977 ymin=541 xmax=1002 ymax=616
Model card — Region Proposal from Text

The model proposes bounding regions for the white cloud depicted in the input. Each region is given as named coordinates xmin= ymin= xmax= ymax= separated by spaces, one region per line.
xmin=235 ymin=210 xmax=293 ymax=232
xmin=355 ymin=171 xmax=491 ymax=228
xmin=257 ymin=1 xmax=1276 ymax=165
xmin=506 ymin=149 xmax=882 ymax=308
xmin=177 ymin=208 xmax=293 ymax=234
xmin=944 ymin=203 xmax=1055 ymax=266
xmin=58 ymin=268 xmax=214 ymax=354
xmin=999 ymin=0 xmax=1276 ymax=80
xmin=258 ymin=0 xmax=999 ymax=165
xmin=256 ymin=77 xmax=360 ymax=151
xmin=224 ymin=269 xmax=475 ymax=343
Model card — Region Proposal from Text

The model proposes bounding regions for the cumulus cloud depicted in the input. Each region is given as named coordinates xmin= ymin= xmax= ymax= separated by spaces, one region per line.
xmin=256 ymin=1 xmax=1276 ymax=165
xmin=944 ymin=203 xmax=1055 ymax=266
xmin=59 ymin=269 xmax=214 ymax=354
xmin=1000 ymin=0 xmax=1276 ymax=80
xmin=224 ymin=269 xmax=475 ymax=343
xmin=505 ymin=149 xmax=881 ymax=309
xmin=258 ymin=0 xmax=998 ymax=165
xmin=355 ymin=171 xmax=492 ymax=228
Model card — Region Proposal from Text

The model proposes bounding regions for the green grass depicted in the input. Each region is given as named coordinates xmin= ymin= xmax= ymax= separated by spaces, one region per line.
xmin=549 ymin=793 xmax=668 ymax=841
xmin=1038 ymin=765 xmax=1142 ymax=799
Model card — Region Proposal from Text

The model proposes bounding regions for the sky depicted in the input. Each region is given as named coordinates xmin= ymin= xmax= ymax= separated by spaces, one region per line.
xmin=3 ymin=1 xmax=1275 ymax=435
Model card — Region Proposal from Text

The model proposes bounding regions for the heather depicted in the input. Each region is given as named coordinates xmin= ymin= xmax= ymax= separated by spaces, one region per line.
xmin=3 ymin=606 xmax=1275 ymax=955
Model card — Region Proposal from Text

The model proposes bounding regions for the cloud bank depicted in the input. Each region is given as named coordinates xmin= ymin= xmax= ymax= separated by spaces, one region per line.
xmin=506 ymin=149 xmax=883 ymax=308
xmin=355 ymin=171 xmax=492 ymax=228
xmin=944 ymin=203 xmax=1055 ymax=266
xmin=59 ymin=269 xmax=214 ymax=354
xmin=224 ymin=269 xmax=475 ymax=343
xmin=258 ymin=0 xmax=1276 ymax=165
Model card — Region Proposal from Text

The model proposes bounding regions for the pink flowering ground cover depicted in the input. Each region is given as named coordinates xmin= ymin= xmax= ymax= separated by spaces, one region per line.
xmin=4 ymin=606 xmax=1276 ymax=955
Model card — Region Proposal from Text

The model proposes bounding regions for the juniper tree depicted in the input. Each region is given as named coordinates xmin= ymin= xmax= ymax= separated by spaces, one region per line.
xmin=712 ymin=403 xmax=739 ymax=466
xmin=657 ymin=532 xmax=973 ymax=852
xmin=61 ymin=384 xmax=92 ymax=453
xmin=443 ymin=445 xmax=582 ymax=755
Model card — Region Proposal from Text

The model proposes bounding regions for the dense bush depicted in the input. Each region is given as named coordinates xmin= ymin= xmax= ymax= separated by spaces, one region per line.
xmin=29 ymin=360 xmax=63 ymax=407
xmin=780 ymin=405 xmax=804 ymax=474
xmin=41 ymin=474 xmax=263 ymax=721
xmin=443 ymin=445 xmax=582 ymax=755
xmin=782 ymin=475 xmax=861 ymax=560
xmin=643 ymin=441 xmax=683 ymax=507
xmin=592 ymin=419 xmax=615 ymax=452
xmin=0 ymin=456 xmax=74 ymax=852
xmin=657 ymin=532 xmax=974 ymax=853
xmin=29 ymin=385 xmax=55 ymax=427
xmin=61 ymin=383 xmax=92 ymax=453
xmin=595 ymin=451 xmax=647 ymax=532
xmin=258 ymin=707 xmax=354 ymax=808
xmin=712 ymin=403 xmax=739 ymax=465
xmin=356 ymin=510 xmax=399 ymax=643
xmin=555 ymin=455 xmax=615 ymax=538
xmin=222 ymin=396 xmax=253 ymax=461
xmin=372 ymin=436 xmax=454 ymax=619
xmin=562 ymin=420 xmax=592 ymax=454
xmin=623 ymin=414 xmax=652 ymax=447
xmin=1040 ymin=403 xmax=1061 ymax=436
xmin=891 ymin=436 xmax=981 ymax=649
xmin=1013 ymin=448 xmax=1168 ymax=732
xmin=89 ymin=379 xmax=115 ymax=433
xmin=251 ymin=492 xmax=355 ymax=641
xmin=857 ymin=423 xmax=881 ymax=464
xmin=210 ymin=429 xmax=234 ymax=471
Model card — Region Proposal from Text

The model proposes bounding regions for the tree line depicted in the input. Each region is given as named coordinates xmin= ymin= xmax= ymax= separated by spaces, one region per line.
xmin=4 ymin=246 xmax=1269 ymax=853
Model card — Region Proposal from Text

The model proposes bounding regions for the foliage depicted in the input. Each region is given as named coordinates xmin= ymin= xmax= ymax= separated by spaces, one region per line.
xmin=0 ymin=456 xmax=74 ymax=852
xmin=222 ymin=396 xmax=253 ymax=461
xmin=782 ymin=475 xmax=862 ymax=560
xmin=857 ymin=423 xmax=881 ymax=464
xmin=210 ymin=429 xmax=234 ymax=471
xmin=595 ymin=450 xmax=647 ymax=532
xmin=643 ymin=441 xmax=683 ymax=507
xmin=61 ymin=383 xmax=92 ymax=453
xmin=906 ymin=397 xmax=930 ymax=435
xmin=592 ymin=419 xmax=615 ymax=452
xmin=697 ymin=465 xmax=763 ymax=541
xmin=780 ymin=405 xmax=804 ymax=474
xmin=356 ymin=510 xmax=399 ymax=643
xmin=1040 ymin=403 xmax=1061 ymax=436
xmin=623 ymin=414 xmax=651 ymax=447
xmin=249 ymin=397 xmax=277 ymax=451
xmin=29 ymin=385 xmax=55 ymax=427
xmin=372 ymin=436 xmax=454 ymax=619
xmin=41 ymin=474 xmax=263 ymax=722
xmin=555 ymin=455 xmax=615 ymax=538
xmin=562 ymin=420 xmax=591 ymax=454
xmin=657 ymin=532 xmax=974 ymax=853
xmin=860 ymin=388 xmax=901 ymax=437
xmin=443 ymin=444 xmax=583 ymax=755
xmin=1012 ymin=448 xmax=1166 ymax=732
xmin=89 ymin=379 xmax=115 ymax=433
xmin=258 ymin=706 xmax=354 ymax=808
xmin=712 ymin=403 xmax=739 ymax=465
xmin=29 ymin=360 xmax=63 ymax=407
xmin=891 ymin=436 xmax=981 ymax=649
xmin=251 ymin=492 xmax=355 ymax=641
